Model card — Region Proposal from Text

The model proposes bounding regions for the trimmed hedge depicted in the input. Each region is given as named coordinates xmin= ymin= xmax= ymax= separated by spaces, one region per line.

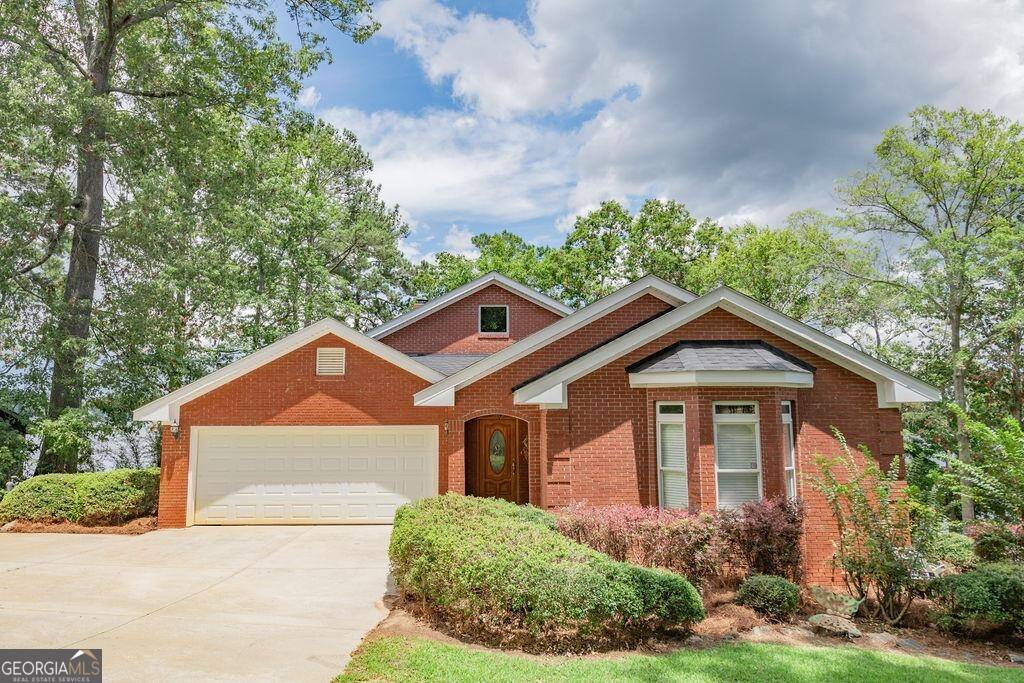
xmin=931 ymin=562 xmax=1024 ymax=636
xmin=736 ymin=574 xmax=800 ymax=621
xmin=389 ymin=494 xmax=705 ymax=652
xmin=0 ymin=468 xmax=160 ymax=525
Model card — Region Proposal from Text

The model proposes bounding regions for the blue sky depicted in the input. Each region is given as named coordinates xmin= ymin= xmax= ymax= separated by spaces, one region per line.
xmin=289 ymin=0 xmax=1024 ymax=262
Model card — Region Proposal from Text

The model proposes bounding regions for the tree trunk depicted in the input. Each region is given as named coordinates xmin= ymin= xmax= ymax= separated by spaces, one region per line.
xmin=36 ymin=58 xmax=109 ymax=474
xmin=950 ymin=304 xmax=975 ymax=522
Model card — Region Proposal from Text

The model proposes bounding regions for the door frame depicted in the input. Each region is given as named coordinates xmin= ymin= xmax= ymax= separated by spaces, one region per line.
xmin=186 ymin=425 xmax=439 ymax=526
xmin=464 ymin=415 xmax=529 ymax=504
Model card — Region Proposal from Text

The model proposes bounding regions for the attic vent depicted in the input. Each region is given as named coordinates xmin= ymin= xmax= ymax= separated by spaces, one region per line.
xmin=316 ymin=347 xmax=346 ymax=376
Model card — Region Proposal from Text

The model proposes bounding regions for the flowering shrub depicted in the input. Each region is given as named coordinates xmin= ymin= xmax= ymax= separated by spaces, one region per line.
xmin=556 ymin=503 xmax=723 ymax=588
xmin=720 ymin=496 xmax=806 ymax=582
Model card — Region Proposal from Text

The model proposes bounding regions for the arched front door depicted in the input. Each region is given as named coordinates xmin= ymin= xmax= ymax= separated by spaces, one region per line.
xmin=466 ymin=416 xmax=527 ymax=503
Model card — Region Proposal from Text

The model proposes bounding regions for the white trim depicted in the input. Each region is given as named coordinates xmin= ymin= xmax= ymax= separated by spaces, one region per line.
xmin=513 ymin=286 xmax=941 ymax=409
xmin=368 ymin=272 xmax=572 ymax=340
xmin=478 ymin=304 xmax=509 ymax=335
xmin=712 ymin=400 xmax=763 ymax=509
xmin=413 ymin=275 xmax=696 ymax=406
xmin=656 ymin=401 xmax=688 ymax=509
xmin=133 ymin=318 xmax=445 ymax=423
xmin=782 ymin=400 xmax=797 ymax=498
xmin=628 ymin=369 xmax=813 ymax=389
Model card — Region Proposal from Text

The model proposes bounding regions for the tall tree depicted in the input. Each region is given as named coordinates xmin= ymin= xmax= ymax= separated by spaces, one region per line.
xmin=838 ymin=106 xmax=1024 ymax=521
xmin=1 ymin=0 xmax=377 ymax=473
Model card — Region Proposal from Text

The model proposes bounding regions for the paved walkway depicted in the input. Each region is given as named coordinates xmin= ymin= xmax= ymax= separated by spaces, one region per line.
xmin=0 ymin=525 xmax=392 ymax=682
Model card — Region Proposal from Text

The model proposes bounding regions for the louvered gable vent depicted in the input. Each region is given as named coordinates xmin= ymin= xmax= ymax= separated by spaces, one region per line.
xmin=316 ymin=347 xmax=346 ymax=375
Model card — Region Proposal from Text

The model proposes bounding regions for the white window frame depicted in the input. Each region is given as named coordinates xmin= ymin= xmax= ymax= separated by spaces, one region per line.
xmin=712 ymin=400 xmax=763 ymax=509
xmin=782 ymin=401 xmax=797 ymax=498
xmin=655 ymin=401 xmax=688 ymax=509
xmin=478 ymin=304 xmax=509 ymax=336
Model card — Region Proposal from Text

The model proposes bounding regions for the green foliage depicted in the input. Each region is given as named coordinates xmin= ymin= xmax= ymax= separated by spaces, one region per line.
xmin=0 ymin=422 xmax=28 ymax=486
xmin=389 ymin=494 xmax=704 ymax=652
xmin=812 ymin=429 xmax=927 ymax=625
xmin=735 ymin=575 xmax=800 ymax=621
xmin=931 ymin=562 xmax=1024 ymax=635
xmin=923 ymin=532 xmax=978 ymax=571
xmin=945 ymin=409 xmax=1024 ymax=523
xmin=0 ymin=467 xmax=159 ymax=525
xmin=969 ymin=523 xmax=1024 ymax=564
xmin=26 ymin=409 xmax=99 ymax=473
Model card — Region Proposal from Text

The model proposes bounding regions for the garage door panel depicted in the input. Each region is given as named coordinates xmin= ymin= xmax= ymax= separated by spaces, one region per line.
xmin=193 ymin=426 xmax=437 ymax=525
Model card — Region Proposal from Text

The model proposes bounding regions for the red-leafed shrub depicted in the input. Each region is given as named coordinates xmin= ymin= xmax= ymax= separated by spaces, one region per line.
xmin=720 ymin=496 xmax=806 ymax=582
xmin=556 ymin=503 xmax=724 ymax=588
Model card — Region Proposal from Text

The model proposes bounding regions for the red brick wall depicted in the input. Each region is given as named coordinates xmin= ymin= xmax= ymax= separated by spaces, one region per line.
xmin=378 ymin=284 xmax=563 ymax=354
xmin=157 ymin=333 xmax=451 ymax=528
xmin=562 ymin=307 xmax=904 ymax=585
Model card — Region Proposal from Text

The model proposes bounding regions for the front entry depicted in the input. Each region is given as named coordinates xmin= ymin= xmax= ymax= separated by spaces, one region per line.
xmin=465 ymin=416 xmax=527 ymax=503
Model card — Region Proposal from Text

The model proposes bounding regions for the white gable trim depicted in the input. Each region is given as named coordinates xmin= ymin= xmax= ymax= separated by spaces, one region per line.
xmin=628 ymin=369 xmax=814 ymax=389
xmin=133 ymin=318 xmax=445 ymax=423
xmin=513 ymin=287 xmax=941 ymax=409
xmin=412 ymin=276 xmax=697 ymax=406
xmin=368 ymin=272 xmax=572 ymax=340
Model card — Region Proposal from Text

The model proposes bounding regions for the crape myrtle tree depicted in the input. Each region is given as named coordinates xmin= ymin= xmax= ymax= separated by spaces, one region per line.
xmin=0 ymin=0 xmax=380 ymax=472
xmin=837 ymin=106 xmax=1024 ymax=521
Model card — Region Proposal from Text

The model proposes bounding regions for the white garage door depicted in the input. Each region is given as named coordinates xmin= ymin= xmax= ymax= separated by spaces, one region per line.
xmin=192 ymin=426 xmax=438 ymax=524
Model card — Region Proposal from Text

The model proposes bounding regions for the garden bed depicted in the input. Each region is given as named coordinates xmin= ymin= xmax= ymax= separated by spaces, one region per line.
xmin=0 ymin=516 xmax=157 ymax=535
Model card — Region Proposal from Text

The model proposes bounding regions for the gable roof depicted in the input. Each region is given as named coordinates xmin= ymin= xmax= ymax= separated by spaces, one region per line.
xmin=512 ymin=286 xmax=941 ymax=409
xmin=413 ymin=275 xmax=697 ymax=406
xmin=368 ymin=272 xmax=573 ymax=340
xmin=133 ymin=318 xmax=446 ymax=423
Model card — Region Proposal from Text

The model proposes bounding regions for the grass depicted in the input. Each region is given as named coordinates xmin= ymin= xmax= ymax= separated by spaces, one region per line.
xmin=337 ymin=635 xmax=1023 ymax=683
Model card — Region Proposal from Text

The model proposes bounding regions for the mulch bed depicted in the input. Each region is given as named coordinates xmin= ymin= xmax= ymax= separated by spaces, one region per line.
xmin=0 ymin=516 xmax=157 ymax=535
xmin=369 ymin=590 xmax=1023 ymax=669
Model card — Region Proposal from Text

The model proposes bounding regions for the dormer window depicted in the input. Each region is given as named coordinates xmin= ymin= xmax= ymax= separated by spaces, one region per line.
xmin=479 ymin=305 xmax=509 ymax=336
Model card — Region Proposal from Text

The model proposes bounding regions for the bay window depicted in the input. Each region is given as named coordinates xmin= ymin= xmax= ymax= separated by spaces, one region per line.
xmin=656 ymin=402 xmax=688 ymax=508
xmin=714 ymin=402 xmax=762 ymax=508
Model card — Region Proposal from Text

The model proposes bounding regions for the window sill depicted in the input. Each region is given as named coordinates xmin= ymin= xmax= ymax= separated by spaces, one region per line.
xmin=478 ymin=332 xmax=509 ymax=339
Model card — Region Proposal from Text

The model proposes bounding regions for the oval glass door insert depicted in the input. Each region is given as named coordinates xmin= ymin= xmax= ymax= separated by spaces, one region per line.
xmin=488 ymin=430 xmax=506 ymax=472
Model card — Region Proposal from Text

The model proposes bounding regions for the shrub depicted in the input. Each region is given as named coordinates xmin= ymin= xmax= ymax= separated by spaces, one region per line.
xmin=931 ymin=562 xmax=1024 ymax=635
xmin=812 ymin=429 xmax=927 ymax=626
xmin=968 ymin=523 xmax=1024 ymax=564
xmin=390 ymin=494 xmax=705 ymax=652
xmin=556 ymin=504 xmax=723 ymax=588
xmin=924 ymin=532 xmax=978 ymax=571
xmin=736 ymin=575 xmax=800 ymax=621
xmin=720 ymin=496 xmax=805 ymax=582
xmin=0 ymin=468 xmax=160 ymax=525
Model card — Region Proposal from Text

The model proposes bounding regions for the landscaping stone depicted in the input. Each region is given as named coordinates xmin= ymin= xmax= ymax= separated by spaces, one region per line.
xmin=0 ymin=521 xmax=15 ymax=532
xmin=865 ymin=632 xmax=898 ymax=647
xmin=1009 ymin=652 xmax=1024 ymax=665
xmin=748 ymin=626 xmax=775 ymax=637
xmin=685 ymin=635 xmax=704 ymax=646
xmin=897 ymin=637 xmax=924 ymax=652
xmin=808 ymin=613 xmax=861 ymax=638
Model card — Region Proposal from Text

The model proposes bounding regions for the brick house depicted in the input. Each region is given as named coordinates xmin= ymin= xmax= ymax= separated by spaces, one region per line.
xmin=134 ymin=272 xmax=939 ymax=584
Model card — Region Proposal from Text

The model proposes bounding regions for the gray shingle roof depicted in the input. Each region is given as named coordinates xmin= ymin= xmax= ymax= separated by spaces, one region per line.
xmin=411 ymin=354 xmax=491 ymax=376
xmin=626 ymin=340 xmax=815 ymax=374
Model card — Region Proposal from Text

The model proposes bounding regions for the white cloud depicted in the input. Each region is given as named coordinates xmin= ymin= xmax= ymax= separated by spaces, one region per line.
xmin=297 ymin=86 xmax=321 ymax=108
xmin=320 ymin=106 xmax=576 ymax=224
xmin=352 ymin=0 xmax=1024 ymax=233
xmin=442 ymin=225 xmax=478 ymax=256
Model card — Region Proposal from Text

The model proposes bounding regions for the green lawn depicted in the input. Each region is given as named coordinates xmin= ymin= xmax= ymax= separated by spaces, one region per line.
xmin=337 ymin=635 xmax=1023 ymax=683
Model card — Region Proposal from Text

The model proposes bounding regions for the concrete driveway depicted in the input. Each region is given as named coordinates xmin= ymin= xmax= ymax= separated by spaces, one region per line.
xmin=0 ymin=526 xmax=392 ymax=682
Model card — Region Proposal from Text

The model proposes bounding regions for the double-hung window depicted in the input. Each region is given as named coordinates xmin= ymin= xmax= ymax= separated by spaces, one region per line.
xmin=781 ymin=401 xmax=797 ymax=498
xmin=713 ymin=402 xmax=762 ymax=508
xmin=656 ymin=402 xmax=688 ymax=509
